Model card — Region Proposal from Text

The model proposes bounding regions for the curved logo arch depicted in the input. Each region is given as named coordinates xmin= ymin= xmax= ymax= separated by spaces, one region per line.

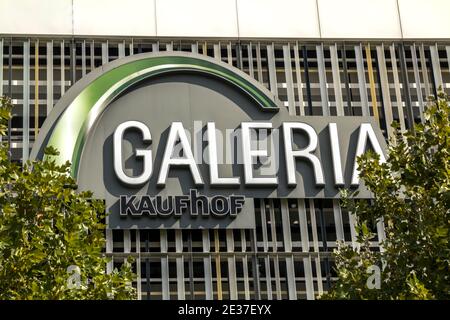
xmin=31 ymin=52 xmax=280 ymax=179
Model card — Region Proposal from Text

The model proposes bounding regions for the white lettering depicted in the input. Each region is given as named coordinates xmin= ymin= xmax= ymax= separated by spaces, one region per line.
xmin=157 ymin=122 xmax=204 ymax=186
xmin=207 ymin=122 xmax=240 ymax=185
xmin=282 ymin=122 xmax=324 ymax=186
xmin=351 ymin=123 xmax=386 ymax=186
xmin=241 ymin=122 xmax=278 ymax=185
xmin=113 ymin=121 xmax=152 ymax=185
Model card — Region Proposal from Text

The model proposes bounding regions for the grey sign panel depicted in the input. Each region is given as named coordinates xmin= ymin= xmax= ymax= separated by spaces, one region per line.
xmin=31 ymin=52 xmax=386 ymax=230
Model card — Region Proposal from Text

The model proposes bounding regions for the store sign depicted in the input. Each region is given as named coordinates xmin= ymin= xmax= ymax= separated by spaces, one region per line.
xmin=31 ymin=52 xmax=386 ymax=229
xmin=119 ymin=190 xmax=246 ymax=218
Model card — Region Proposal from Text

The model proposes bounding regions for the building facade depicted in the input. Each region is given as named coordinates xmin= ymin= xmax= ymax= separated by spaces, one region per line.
xmin=1 ymin=0 xmax=450 ymax=300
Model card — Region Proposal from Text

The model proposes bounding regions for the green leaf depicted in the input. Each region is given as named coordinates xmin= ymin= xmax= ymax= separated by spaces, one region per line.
xmin=322 ymin=89 xmax=450 ymax=300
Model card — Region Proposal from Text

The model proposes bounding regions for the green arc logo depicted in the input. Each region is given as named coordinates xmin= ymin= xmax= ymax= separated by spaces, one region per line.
xmin=40 ymin=54 xmax=279 ymax=178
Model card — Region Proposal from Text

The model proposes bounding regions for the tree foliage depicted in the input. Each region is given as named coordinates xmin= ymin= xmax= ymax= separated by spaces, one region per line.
xmin=322 ymin=91 xmax=450 ymax=300
xmin=0 ymin=96 xmax=136 ymax=299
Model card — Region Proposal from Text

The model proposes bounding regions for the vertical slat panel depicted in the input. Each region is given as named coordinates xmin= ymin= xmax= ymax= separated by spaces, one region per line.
xmin=129 ymin=40 xmax=134 ymax=55
xmin=256 ymin=43 xmax=263 ymax=84
xmin=46 ymin=41 xmax=53 ymax=116
xmin=411 ymin=44 xmax=425 ymax=121
xmin=330 ymin=44 xmax=344 ymax=116
xmin=341 ymin=45 xmax=353 ymax=114
xmin=419 ymin=44 xmax=431 ymax=98
xmin=160 ymin=230 xmax=169 ymax=300
xmin=214 ymin=229 xmax=223 ymax=300
xmin=23 ymin=39 xmax=30 ymax=161
xmin=365 ymin=44 xmax=380 ymax=123
xmin=240 ymin=230 xmax=250 ymax=300
xmin=260 ymin=199 xmax=272 ymax=299
xmin=333 ymin=199 xmax=344 ymax=242
xmin=282 ymin=44 xmax=295 ymax=115
xmin=304 ymin=256 xmax=314 ymax=300
xmin=268 ymin=200 xmax=281 ymax=300
xmin=283 ymin=44 xmax=295 ymax=115
xmin=309 ymin=200 xmax=319 ymax=254
xmin=430 ymin=44 xmax=443 ymax=90
xmin=293 ymin=43 xmax=305 ymax=116
xmin=297 ymin=199 xmax=314 ymax=300
xmin=136 ymin=230 xmax=141 ymax=300
xmin=316 ymin=44 xmax=329 ymax=116
xmin=34 ymin=40 xmax=39 ymax=138
xmin=213 ymin=44 xmax=221 ymax=60
xmin=303 ymin=46 xmax=313 ymax=115
xmin=247 ymin=43 xmax=254 ymax=78
xmin=106 ymin=229 xmax=113 ymax=274
xmin=226 ymin=230 xmax=238 ymax=300
xmin=191 ymin=42 xmax=198 ymax=54
xmin=90 ymin=40 xmax=95 ymax=71
xmin=60 ymin=40 xmax=65 ymax=96
xmin=70 ymin=40 xmax=75 ymax=86
xmin=297 ymin=199 xmax=309 ymax=253
xmin=81 ymin=40 xmax=86 ymax=77
xmin=144 ymin=237 xmax=150 ymax=300
xmin=118 ymin=41 xmax=125 ymax=58
xmin=318 ymin=202 xmax=331 ymax=290
xmin=202 ymin=229 xmax=212 ymax=300
xmin=399 ymin=44 xmax=415 ymax=130
xmin=236 ymin=43 xmax=243 ymax=69
xmin=446 ymin=46 xmax=450 ymax=74
xmin=309 ymin=199 xmax=323 ymax=295
xmin=376 ymin=44 xmax=395 ymax=140
xmin=267 ymin=44 xmax=278 ymax=96
xmin=101 ymin=41 xmax=109 ymax=65
xmin=124 ymin=229 xmax=131 ymax=293
xmin=213 ymin=43 xmax=221 ymax=60
xmin=389 ymin=44 xmax=406 ymax=133
xmin=251 ymin=228 xmax=261 ymax=300
xmin=280 ymin=200 xmax=292 ymax=251
xmin=227 ymin=42 xmax=233 ymax=66
xmin=280 ymin=199 xmax=297 ymax=300
xmin=176 ymin=230 xmax=186 ymax=299
xmin=355 ymin=44 xmax=370 ymax=116
xmin=187 ymin=233 xmax=194 ymax=299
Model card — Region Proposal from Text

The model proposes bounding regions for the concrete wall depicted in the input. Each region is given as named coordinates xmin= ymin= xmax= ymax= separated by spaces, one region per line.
xmin=0 ymin=0 xmax=449 ymax=39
